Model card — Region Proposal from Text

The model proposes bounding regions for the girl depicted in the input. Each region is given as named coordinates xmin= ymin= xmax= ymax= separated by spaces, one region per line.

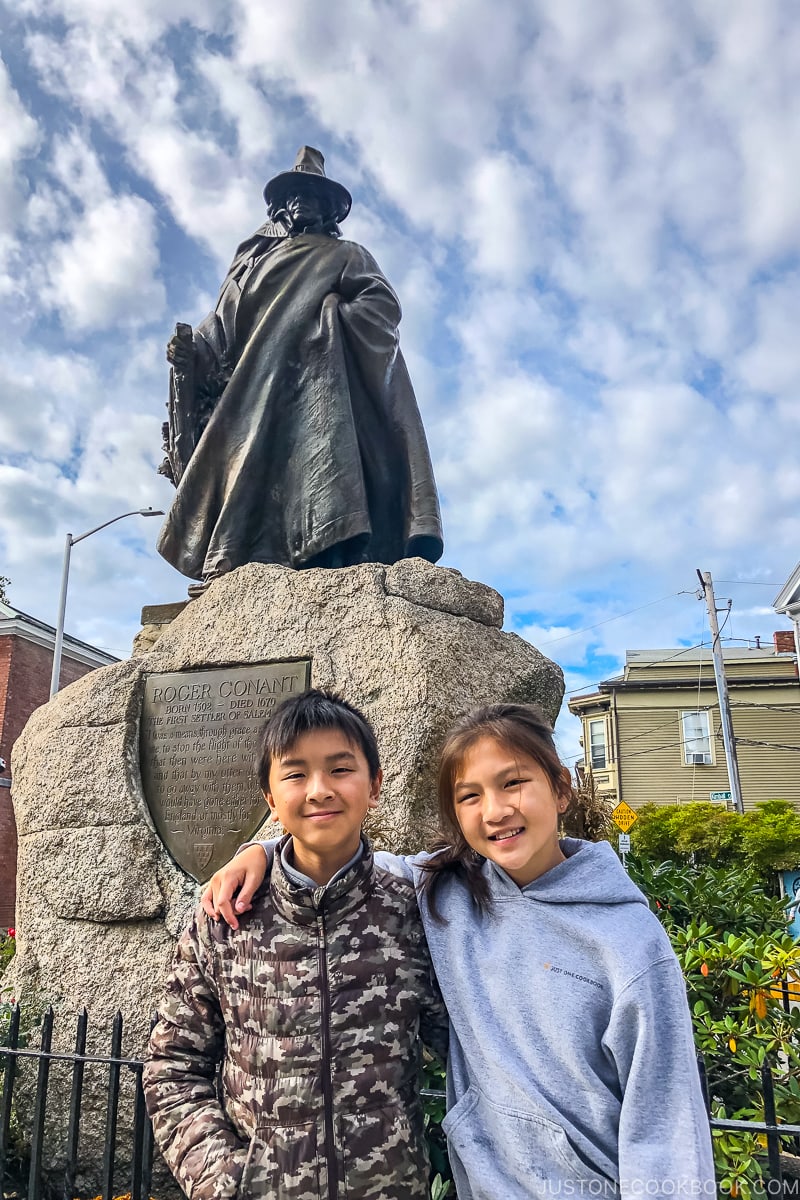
xmin=203 ymin=703 xmax=715 ymax=1199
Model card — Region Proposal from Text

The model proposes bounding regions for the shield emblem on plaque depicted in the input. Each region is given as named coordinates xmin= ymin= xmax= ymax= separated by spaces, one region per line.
xmin=139 ymin=660 xmax=311 ymax=882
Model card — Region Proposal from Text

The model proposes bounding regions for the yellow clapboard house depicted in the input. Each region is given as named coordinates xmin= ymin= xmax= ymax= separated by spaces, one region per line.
xmin=568 ymin=634 xmax=800 ymax=811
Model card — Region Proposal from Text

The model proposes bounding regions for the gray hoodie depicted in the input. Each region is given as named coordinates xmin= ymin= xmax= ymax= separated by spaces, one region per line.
xmin=258 ymin=836 xmax=715 ymax=1198
xmin=374 ymin=838 xmax=715 ymax=1200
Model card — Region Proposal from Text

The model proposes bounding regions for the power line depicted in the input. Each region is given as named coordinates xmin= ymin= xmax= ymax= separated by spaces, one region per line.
xmin=564 ymin=571 xmax=797 ymax=774
xmin=611 ymin=716 xmax=684 ymax=745
xmin=735 ymin=738 xmax=800 ymax=753
xmin=564 ymin=715 xmax=696 ymax=768
xmin=538 ymin=591 xmax=693 ymax=646
xmin=570 ymin=730 xmax=800 ymax=767
xmin=570 ymin=699 xmax=798 ymax=718
xmin=572 ymin=665 xmax=789 ymax=715
xmin=561 ymin=585 xmax=791 ymax=701
xmin=635 ymin=642 xmax=714 ymax=669
xmin=565 ymin=705 xmax=800 ymax=768
xmin=729 ymin=701 xmax=800 ymax=714
xmin=623 ymin=739 xmax=687 ymax=760
xmin=566 ymin=640 xmax=712 ymax=699
xmin=716 ymin=604 xmax=732 ymax=642
xmin=689 ymin=614 xmax=708 ymax=803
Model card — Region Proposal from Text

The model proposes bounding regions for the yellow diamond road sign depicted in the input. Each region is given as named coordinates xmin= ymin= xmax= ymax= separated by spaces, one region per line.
xmin=611 ymin=801 xmax=638 ymax=832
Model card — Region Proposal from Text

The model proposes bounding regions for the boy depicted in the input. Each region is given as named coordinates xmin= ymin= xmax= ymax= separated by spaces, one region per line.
xmin=143 ymin=690 xmax=448 ymax=1200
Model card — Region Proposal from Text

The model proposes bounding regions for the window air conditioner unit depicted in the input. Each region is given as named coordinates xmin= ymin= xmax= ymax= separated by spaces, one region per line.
xmin=689 ymin=753 xmax=708 ymax=765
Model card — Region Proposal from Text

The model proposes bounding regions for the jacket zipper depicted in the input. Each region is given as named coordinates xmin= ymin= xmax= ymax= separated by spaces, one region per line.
xmin=317 ymin=903 xmax=338 ymax=1200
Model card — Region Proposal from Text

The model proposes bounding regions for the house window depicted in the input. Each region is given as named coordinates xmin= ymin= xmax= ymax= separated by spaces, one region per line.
xmin=589 ymin=719 xmax=607 ymax=769
xmin=681 ymin=710 xmax=712 ymax=765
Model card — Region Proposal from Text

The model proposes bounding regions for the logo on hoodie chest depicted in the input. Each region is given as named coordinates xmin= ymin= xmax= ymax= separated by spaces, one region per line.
xmin=543 ymin=962 xmax=603 ymax=991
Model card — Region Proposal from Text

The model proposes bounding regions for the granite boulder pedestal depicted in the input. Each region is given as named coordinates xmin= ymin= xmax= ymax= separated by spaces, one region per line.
xmin=9 ymin=558 xmax=564 ymax=1189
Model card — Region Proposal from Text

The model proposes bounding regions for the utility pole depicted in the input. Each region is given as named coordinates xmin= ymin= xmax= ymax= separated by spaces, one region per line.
xmin=696 ymin=569 xmax=744 ymax=815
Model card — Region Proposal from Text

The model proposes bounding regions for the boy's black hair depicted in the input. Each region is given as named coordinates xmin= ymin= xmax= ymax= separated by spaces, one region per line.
xmin=255 ymin=688 xmax=381 ymax=792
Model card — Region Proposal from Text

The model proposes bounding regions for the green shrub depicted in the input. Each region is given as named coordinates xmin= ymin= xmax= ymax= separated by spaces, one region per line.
xmin=0 ymin=927 xmax=14 ymax=978
xmin=423 ymin=1053 xmax=452 ymax=1196
xmin=629 ymin=855 xmax=800 ymax=1198
xmin=629 ymin=800 xmax=800 ymax=876
xmin=0 ymin=927 xmax=17 ymax=1046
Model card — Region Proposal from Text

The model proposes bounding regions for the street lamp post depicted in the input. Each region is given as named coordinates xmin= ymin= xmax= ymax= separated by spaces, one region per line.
xmin=49 ymin=507 xmax=165 ymax=698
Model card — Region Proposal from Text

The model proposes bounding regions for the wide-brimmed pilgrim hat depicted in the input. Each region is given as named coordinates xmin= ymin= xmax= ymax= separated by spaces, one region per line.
xmin=264 ymin=146 xmax=352 ymax=222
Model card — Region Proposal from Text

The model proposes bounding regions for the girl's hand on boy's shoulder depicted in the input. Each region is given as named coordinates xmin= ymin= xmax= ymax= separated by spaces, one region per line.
xmin=200 ymin=844 xmax=269 ymax=929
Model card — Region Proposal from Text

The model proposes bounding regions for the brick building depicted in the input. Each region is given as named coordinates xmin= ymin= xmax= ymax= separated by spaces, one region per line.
xmin=0 ymin=600 xmax=117 ymax=927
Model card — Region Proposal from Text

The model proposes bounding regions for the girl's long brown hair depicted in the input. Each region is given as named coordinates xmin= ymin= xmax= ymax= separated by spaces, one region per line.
xmin=420 ymin=702 xmax=574 ymax=921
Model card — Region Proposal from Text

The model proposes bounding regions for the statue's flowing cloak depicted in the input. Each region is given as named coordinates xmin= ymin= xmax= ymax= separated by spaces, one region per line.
xmin=157 ymin=230 xmax=444 ymax=578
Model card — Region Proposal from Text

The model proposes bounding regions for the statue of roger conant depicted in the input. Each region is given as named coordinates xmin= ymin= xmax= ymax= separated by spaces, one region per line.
xmin=157 ymin=146 xmax=444 ymax=590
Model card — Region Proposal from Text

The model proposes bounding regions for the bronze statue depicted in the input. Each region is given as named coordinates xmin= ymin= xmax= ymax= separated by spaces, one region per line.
xmin=158 ymin=146 xmax=444 ymax=587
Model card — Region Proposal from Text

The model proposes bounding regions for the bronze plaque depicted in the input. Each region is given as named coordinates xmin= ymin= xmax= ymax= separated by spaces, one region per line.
xmin=139 ymin=660 xmax=311 ymax=882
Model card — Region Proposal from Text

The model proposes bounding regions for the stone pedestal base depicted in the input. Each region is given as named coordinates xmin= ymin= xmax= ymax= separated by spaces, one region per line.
xmin=9 ymin=559 xmax=563 ymax=1183
xmin=132 ymin=600 xmax=188 ymax=654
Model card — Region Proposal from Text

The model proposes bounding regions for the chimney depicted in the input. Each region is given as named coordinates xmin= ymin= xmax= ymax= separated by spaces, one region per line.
xmin=754 ymin=636 xmax=761 ymax=649
xmin=774 ymin=630 xmax=796 ymax=654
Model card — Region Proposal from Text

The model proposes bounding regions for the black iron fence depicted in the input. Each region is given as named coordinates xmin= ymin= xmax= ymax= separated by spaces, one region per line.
xmin=2 ymin=1005 xmax=800 ymax=1199
xmin=1 ymin=1007 xmax=153 ymax=1200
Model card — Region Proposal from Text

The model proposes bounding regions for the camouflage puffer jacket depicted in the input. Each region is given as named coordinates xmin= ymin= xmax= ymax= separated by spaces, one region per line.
xmin=143 ymin=838 xmax=448 ymax=1200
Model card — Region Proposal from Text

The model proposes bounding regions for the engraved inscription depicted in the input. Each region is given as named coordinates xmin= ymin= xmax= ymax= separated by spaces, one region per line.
xmin=139 ymin=660 xmax=311 ymax=882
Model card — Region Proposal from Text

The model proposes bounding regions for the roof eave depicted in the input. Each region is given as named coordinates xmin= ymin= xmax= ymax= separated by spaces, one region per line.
xmin=774 ymin=561 xmax=800 ymax=612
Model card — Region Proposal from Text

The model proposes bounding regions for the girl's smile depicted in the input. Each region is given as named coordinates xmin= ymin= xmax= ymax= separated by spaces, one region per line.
xmin=453 ymin=736 xmax=568 ymax=887
xmin=489 ymin=827 xmax=523 ymax=842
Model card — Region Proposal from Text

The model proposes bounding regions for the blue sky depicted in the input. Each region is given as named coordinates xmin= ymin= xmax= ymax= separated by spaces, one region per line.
xmin=1 ymin=0 xmax=798 ymax=764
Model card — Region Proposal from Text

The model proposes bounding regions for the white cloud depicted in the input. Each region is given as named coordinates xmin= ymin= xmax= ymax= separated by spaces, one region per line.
xmin=43 ymin=192 xmax=165 ymax=331
xmin=19 ymin=0 xmax=227 ymax=46
xmin=196 ymin=52 xmax=280 ymax=162
xmin=1 ymin=0 xmax=799 ymax=698
xmin=229 ymin=0 xmax=530 ymax=236
xmin=24 ymin=24 xmax=276 ymax=266
xmin=0 ymin=53 xmax=40 ymax=291
xmin=462 ymin=153 xmax=550 ymax=283
xmin=0 ymin=347 xmax=102 ymax=459
xmin=0 ymin=56 xmax=38 ymax=217
xmin=43 ymin=129 xmax=110 ymax=218
xmin=737 ymin=274 xmax=800 ymax=398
